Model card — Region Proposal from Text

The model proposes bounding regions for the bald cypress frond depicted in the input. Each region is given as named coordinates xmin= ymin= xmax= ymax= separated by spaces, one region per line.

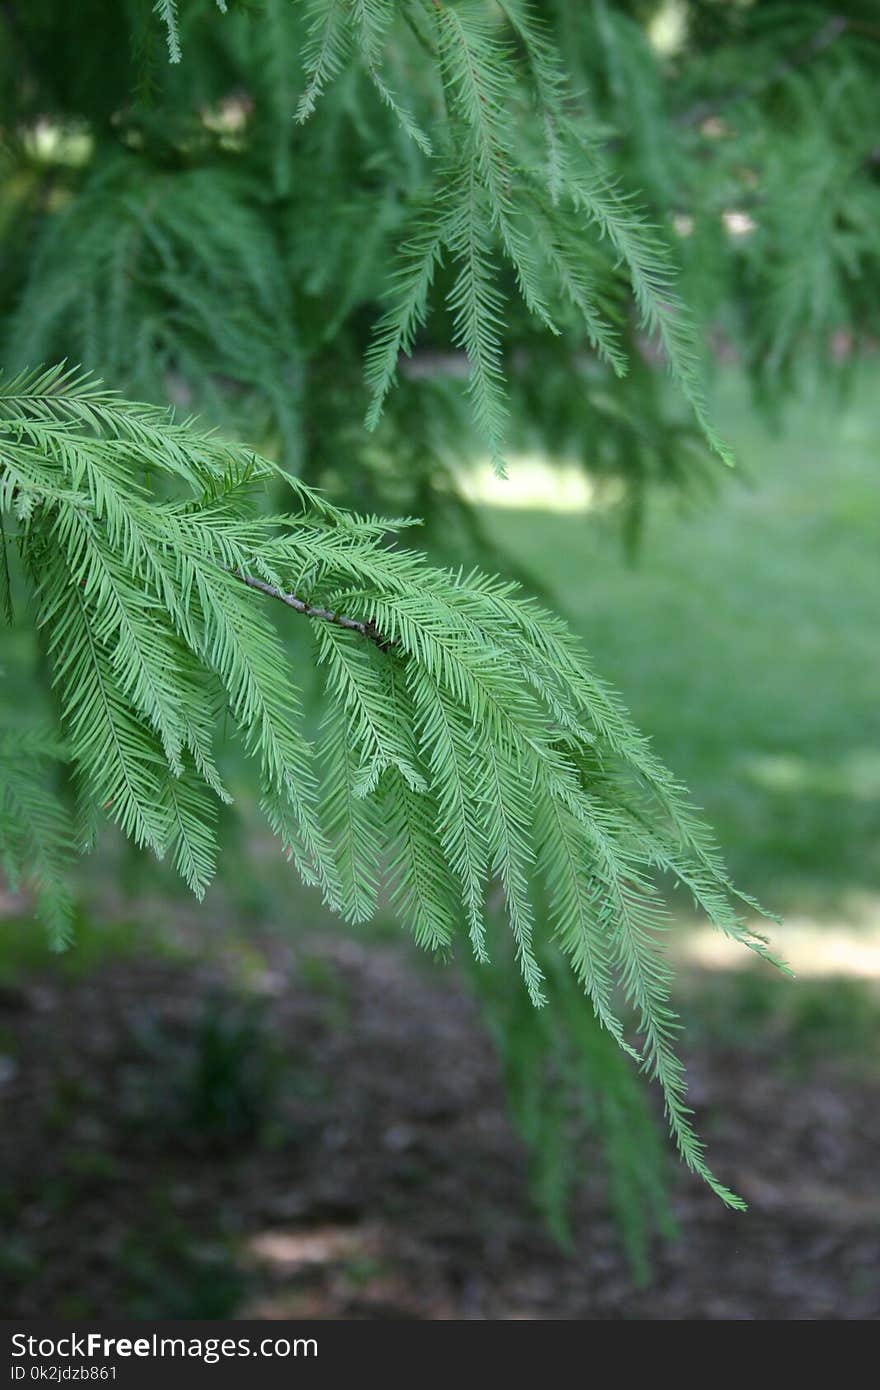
xmin=1 ymin=366 xmax=782 ymax=1206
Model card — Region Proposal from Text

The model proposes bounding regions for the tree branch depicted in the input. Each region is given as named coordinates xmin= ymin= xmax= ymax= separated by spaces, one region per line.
xmin=676 ymin=15 xmax=852 ymax=130
xmin=235 ymin=571 xmax=391 ymax=651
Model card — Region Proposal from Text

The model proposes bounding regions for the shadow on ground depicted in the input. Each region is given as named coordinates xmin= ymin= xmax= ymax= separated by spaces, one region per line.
xmin=2 ymin=921 xmax=879 ymax=1321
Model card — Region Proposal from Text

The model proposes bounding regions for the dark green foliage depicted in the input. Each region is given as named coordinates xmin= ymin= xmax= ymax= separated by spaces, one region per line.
xmin=0 ymin=723 xmax=75 ymax=948
xmin=125 ymin=993 xmax=285 ymax=1149
xmin=3 ymin=2 xmax=874 ymax=515
xmin=10 ymin=160 xmax=302 ymax=465
xmin=469 ymin=920 xmax=675 ymax=1283
xmin=0 ymin=0 xmax=730 ymax=513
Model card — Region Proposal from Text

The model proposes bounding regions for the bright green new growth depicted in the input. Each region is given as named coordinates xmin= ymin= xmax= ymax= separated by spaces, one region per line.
xmin=0 ymin=365 xmax=783 ymax=1206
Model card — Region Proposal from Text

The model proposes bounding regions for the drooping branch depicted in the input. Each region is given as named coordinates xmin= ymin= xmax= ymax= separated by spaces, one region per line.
xmin=235 ymin=570 xmax=391 ymax=651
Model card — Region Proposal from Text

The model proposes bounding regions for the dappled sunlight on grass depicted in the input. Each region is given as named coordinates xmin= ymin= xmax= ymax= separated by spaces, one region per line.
xmin=246 ymin=1225 xmax=381 ymax=1275
xmin=674 ymin=894 xmax=880 ymax=979
xmin=741 ymin=750 xmax=880 ymax=803
xmin=456 ymin=452 xmax=623 ymax=513
xmin=20 ymin=119 xmax=93 ymax=168
xmin=466 ymin=371 xmax=880 ymax=911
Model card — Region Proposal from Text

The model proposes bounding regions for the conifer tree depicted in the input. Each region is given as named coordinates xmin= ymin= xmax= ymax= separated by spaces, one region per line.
xmin=3 ymin=0 xmax=872 ymax=1251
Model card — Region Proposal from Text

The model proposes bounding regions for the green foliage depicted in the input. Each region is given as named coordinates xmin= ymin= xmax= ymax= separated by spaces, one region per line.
xmin=1 ymin=0 xmax=728 ymax=494
xmin=0 ymin=365 xmax=783 ymax=1206
xmin=3 ymin=2 xmax=872 ymax=565
xmin=15 ymin=0 xmax=875 ymax=1237
xmin=9 ymin=159 xmax=302 ymax=467
xmin=0 ymin=723 xmax=75 ymax=949
xmin=470 ymin=921 xmax=675 ymax=1282
xmin=131 ymin=993 xmax=285 ymax=1148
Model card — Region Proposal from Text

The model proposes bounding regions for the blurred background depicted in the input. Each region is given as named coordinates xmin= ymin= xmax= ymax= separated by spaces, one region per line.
xmin=1 ymin=0 xmax=879 ymax=1319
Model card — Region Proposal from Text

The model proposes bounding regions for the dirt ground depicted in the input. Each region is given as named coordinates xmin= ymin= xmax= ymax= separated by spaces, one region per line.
xmin=2 ymin=930 xmax=879 ymax=1321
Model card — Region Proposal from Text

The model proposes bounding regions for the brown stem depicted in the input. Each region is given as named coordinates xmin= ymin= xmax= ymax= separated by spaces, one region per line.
xmin=234 ymin=571 xmax=390 ymax=651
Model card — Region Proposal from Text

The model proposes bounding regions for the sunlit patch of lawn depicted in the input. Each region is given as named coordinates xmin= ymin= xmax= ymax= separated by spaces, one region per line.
xmin=464 ymin=368 xmax=880 ymax=918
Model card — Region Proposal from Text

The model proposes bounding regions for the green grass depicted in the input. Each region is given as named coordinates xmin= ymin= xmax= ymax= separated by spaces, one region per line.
xmin=685 ymin=971 xmax=880 ymax=1075
xmin=470 ymin=368 xmax=880 ymax=916
xmin=0 ymin=912 xmax=178 ymax=987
